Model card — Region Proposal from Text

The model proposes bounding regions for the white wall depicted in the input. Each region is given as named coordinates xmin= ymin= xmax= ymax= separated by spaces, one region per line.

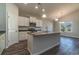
xmin=0 ymin=3 xmax=6 ymax=54
xmin=59 ymin=10 xmax=79 ymax=38
xmin=0 ymin=3 xmax=6 ymax=31
xmin=42 ymin=19 xmax=53 ymax=32
xmin=53 ymin=20 xmax=60 ymax=32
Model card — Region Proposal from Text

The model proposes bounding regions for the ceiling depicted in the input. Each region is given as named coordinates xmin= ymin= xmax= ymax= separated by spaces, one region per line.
xmin=16 ymin=3 xmax=79 ymax=20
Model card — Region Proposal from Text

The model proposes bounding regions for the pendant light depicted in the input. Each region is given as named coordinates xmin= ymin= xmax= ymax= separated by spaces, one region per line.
xmin=55 ymin=18 xmax=59 ymax=21
xmin=34 ymin=3 xmax=47 ymax=18
xmin=42 ymin=14 xmax=47 ymax=18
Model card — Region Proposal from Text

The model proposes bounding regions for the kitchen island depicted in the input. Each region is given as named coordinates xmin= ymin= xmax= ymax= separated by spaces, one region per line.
xmin=27 ymin=32 xmax=60 ymax=55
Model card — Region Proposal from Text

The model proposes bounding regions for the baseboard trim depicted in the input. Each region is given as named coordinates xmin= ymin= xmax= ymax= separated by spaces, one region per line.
xmin=61 ymin=35 xmax=79 ymax=39
xmin=32 ymin=43 xmax=59 ymax=55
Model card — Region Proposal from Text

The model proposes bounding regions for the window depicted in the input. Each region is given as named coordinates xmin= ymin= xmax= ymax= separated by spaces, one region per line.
xmin=59 ymin=22 xmax=72 ymax=32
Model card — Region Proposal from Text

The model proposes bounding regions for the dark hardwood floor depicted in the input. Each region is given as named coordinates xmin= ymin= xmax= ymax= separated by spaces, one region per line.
xmin=2 ymin=36 xmax=79 ymax=55
xmin=2 ymin=40 xmax=30 ymax=55
xmin=41 ymin=37 xmax=79 ymax=55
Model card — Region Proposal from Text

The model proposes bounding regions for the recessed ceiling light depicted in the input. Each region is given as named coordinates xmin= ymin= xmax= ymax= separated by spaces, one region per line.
xmin=42 ymin=8 xmax=45 ymax=12
xmin=35 ymin=5 xmax=38 ymax=9
xmin=42 ymin=14 xmax=47 ymax=18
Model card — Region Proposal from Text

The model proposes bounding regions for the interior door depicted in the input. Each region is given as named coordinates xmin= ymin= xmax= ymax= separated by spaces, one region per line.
xmin=7 ymin=11 xmax=18 ymax=47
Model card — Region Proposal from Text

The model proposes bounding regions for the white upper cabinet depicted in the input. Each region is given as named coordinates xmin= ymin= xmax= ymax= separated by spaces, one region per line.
xmin=36 ymin=20 xmax=39 ymax=27
xmin=18 ymin=17 xmax=25 ymax=26
xmin=25 ymin=17 xmax=29 ymax=26
xmin=30 ymin=17 xmax=36 ymax=23
xmin=19 ymin=16 xmax=43 ymax=27
xmin=36 ymin=19 xmax=43 ymax=27
xmin=18 ymin=16 xmax=29 ymax=26
xmin=39 ymin=20 xmax=43 ymax=27
xmin=30 ymin=17 xmax=43 ymax=27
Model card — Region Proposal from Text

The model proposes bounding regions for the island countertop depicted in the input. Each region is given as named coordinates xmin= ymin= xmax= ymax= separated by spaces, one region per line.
xmin=28 ymin=32 xmax=60 ymax=36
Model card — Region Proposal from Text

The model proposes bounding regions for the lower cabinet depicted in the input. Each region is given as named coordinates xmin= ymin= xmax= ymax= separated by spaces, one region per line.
xmin=19 ymin=32 xmax=28 ymax=41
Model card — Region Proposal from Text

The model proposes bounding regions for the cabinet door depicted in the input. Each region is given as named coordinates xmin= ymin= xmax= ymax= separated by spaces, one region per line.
xmin=19 ymin=32 xmax=28 ymax=41
xmin=25 ymin=17 xmax=29 ymax=26
xmin=39 ymin=20 xmax=43 ymax=27
xmin=30 ymin=17 xmax=33 ymax=23
xmin=19 ymin=17 xmax=29 ymax=26
xmin=33 ymin=17 xmax=36 ymax=23
xmin=36 ymin=20 xmax=42 ymax=27
xmin=18 ymin=17 xmax=25 ymax=26
xmin=30 ymin=17 xmax=36 ymax=23
xmin=36 ymin=20 xmax=39 ymax=27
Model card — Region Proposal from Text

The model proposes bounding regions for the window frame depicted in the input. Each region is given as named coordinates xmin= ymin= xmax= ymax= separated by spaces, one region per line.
xmin=59 ymin=22 xmax=72 ymax=33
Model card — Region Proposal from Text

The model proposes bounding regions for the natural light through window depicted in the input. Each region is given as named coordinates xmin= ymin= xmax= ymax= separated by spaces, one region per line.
xmin=59 ymin=22 xmax=72 ymax=32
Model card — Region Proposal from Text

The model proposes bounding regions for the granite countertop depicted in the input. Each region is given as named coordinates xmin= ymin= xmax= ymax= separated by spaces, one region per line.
xmin=28 ymin=32 xmax=60 ymax=36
